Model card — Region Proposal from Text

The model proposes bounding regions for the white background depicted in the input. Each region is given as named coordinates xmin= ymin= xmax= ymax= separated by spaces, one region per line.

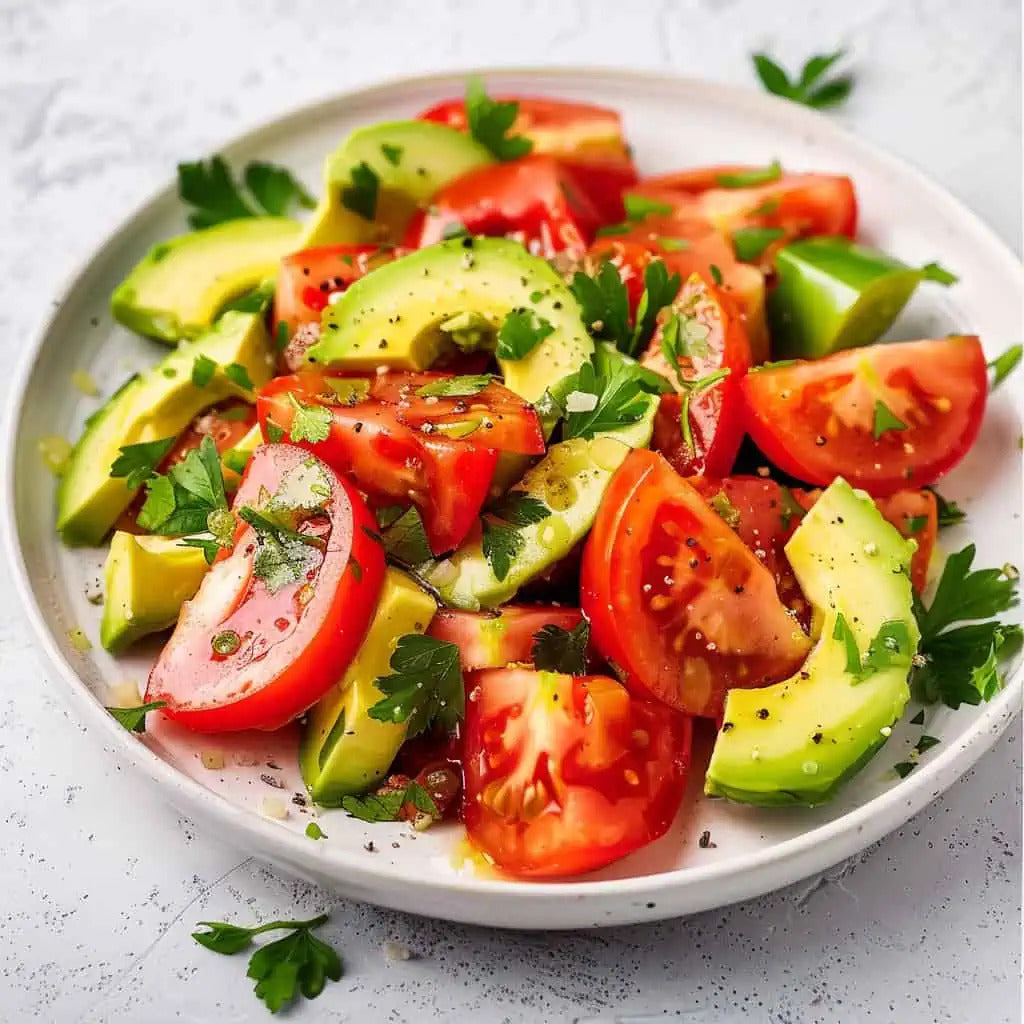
xmin=0 ymin=1 xmax=1020 ymax=1021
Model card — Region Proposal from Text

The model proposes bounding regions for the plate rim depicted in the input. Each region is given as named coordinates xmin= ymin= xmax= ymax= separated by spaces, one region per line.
xmin=4 ymin=65 xmax=1022 ymax=920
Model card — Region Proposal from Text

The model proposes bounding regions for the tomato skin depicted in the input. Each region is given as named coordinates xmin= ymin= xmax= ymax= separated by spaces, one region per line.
xmin=146 ymin=444 xmax=385 ymax=732
xmin=581 ymin=450 xmax=811 ymax=718
xmin=257 ymin=373 xmax=498 ymax=554
xmin=640 ymin=274 xmax=752 ymax=478
xmin=427 ymin=606 xmax=585 ymax=671
xmin=419 ymin=96 xmax=637 ymax=221
xmin=368 ymin=372 xmax=545 ymax=455
xmin=462 ymin=668 xmax=691 ymax=878
xmin=404 ymin=155 xmax=603 ymax=257
xmin=741 ymin=337 xmax=988 ymax=495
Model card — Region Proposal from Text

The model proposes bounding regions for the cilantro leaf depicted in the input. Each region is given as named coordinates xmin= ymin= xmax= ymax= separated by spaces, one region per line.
xmin=191 ymin=354 xmax=217 ymax=388
xmin=224 ymin=362 xmax=254 ymax=392
xmin=109 ymin=436 xmax=176 ymax=490
xmin=570 ymin=262 xmax=632 ymax=351
xmin=341 ymin=161 xmax=379 ymax=220
xmin=382 ymin=507 xmax=433 ymax=565
xmin=715 ymin=161 xmax=782 ymax=188
xmin=105 ymin=700 xmax=167 ymax=733
xmin=368 ymin=634 xmax=465 ymax=737
xmin=482 ymin=492 xmax=551 ymax=581
xmin=919 ymin=262 xmax=958 ymax=286
xmin=929 ymin=488 xmax=966 ymax=528
xmin=559 ymin=359 xmax=651 ymax=440
xmin=988 ymin=344 xmax=1022 ymax=388
xmin=341 ymin=780 xmax=438 ymax=823
xmin=872 ymin=399 xmax=908 ymax=439
xmin=137 ymin=436 xmax=230 ymax=537
xmin=732 ymin=226 xmax=785 ymax=262
xmin=631 ymin=259 xmax=681 ymax=357
xmin=496 ymin=309 xmax=554 ymax=361
xmin=832 ymin=613 xmax=862 ymax=675
xmin=416 ymin=374 xmax=494 ymax=398
xmin=531 ymin=620 xmax=590 ymax=675
xmin=286 ymin=393 xmax=333 ymax=443
xmin=752 ymin=51 xmax=854 ymax=110
xmin=465 ymin=77 xmax=532 ymax=161
xmin=242 ymin=162 xmax=316 ymax=216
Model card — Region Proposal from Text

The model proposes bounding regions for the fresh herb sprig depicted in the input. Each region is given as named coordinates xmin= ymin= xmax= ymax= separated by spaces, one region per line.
xmin=531 ymin=620 xmax=590 ymax=675
xmin=341 ymin=779 xmax=439 ymax=823
xmin=192 ymin=914 xmax=342 ymax=1014
xmin=106 ymin=700 xmax=167 ymax=733
xmin=553 ymin=359 xmax=653 ymax=441
xmin=465 ymin=78 xmax=533 ymax=161
xmin=496 ymin=309 xmax=555 ymax=361
xmin=752 ymin=50 xmax=854 ymax=110
xmin=481 ymin=492 xmax=552 ymax=581
xmin=109 ymin=437 xmax=176 ymax=490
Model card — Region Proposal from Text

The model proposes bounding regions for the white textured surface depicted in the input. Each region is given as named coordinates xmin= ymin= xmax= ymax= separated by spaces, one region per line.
xmin=0 ymin=1 xmax=1020 ymax=1022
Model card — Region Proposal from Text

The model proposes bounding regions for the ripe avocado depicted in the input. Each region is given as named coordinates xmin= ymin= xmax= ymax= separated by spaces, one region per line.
xmin=704 ymin=478 xmax=920 ymax=806
xmin=111 ymin=217 xmax=301 ymax=342
xmin=300 ymin=120 xmax=493 ymax=248
xmin=57 ymin=311 xmax=275 ymax=546
xmin=300 ymin=568 xmax=437 ymax=805
xmin=100 ymin=532 xmax=209 ymax=653
xmin=421 ymin=400 xmax=657 ymax=610
xmin=306 ymin=237 xmax=594 ymax=403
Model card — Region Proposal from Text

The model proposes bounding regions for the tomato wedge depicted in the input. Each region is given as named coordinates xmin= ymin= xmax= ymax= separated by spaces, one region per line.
xmin=641 ymin=273 xmax=752 ymax=477
xmin=741 ymin=337 xmax=988 ymax=495
xmin=146 ymin=444 xmax=384 ymax=732
xmin=419 ymin=96 xmax=637 ymax=221
xmin=368 ymin=372 xmax=545 ymax=455
xmin=257 ymin=372 xmax=498 ymax=554
xmin=462 ymin=668 xmax=691 ymax=877
xmin=404 ymin=155 xmax=602 ymax=257
xmin=427 ymin=606 xmax=585 ymax=671
xmin=581 ymin=450 xmax=811 ymax=718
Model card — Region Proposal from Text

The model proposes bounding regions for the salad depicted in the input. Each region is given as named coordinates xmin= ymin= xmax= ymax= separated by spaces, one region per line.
xmin=53 ymin=80 xmax=1021 ymax=880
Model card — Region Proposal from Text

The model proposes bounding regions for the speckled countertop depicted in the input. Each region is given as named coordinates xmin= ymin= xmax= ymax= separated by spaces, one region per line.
xmin=0 ymin=1 xmax=1020 ymax=1022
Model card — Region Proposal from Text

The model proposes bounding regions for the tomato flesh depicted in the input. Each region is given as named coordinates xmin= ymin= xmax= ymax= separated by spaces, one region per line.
xmin=146 ymin=444 xmax=385 ymax=732
xmin=427 ymin=606 xmax=585 ymax=671
xmin=462 ymin=668 xmax=691 ymax=877
xmin=741 ymin=337 xmax=988 ymax=495
xmin=581 ymin=450 xmax=811 ymax=718
xmin=257 ymin=372 xmax=498 ymax=554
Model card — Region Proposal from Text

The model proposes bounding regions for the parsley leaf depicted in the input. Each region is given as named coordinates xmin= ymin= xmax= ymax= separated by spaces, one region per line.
xmin=341 ymin=779 xmax=438 ymax=823
xmin=905 ymin=514 xmax=928 ymax=534
xmin=623 ymin=194 xmax=673 ymax=220
xmin=416 ymin=374 xmax=495 ymax=398
xmin=368 ymin=634 xmax=465 ymax=737
xmin=558 ymin=359 xmax=651 ymax=440
xmin=496 ymin=309 xmax=555 ymax=361
xmin=778 ymin=485 xmax=806 ymax=530
xmin=381 ymin=507 xmax=433 ymax=565
xmin=191 ymin=354 xmax=217 ymax=388
xmin=732 ymin=226 xmax=785 ymax=262
xmin=286 ymin=393 xmax=333 ymax=443
xmin=106 ymin=700 xmax=167 ymax=733
xmin=708 ymin=490 xmax=741 ymax=529
xmin=178 ymin=536 xmax=224 ymax=564
xmin=531 ymin=620 xmax=590 ymax=675
xmin=988 ymin=343 xmax=1022 ymax=388
xmin=856 ymin=620 xmax=914 ymax=681
xmin=570 ymin=262 xmax=632 ymax=351
xmin=219 ymin=280 xmax=276 ymax=315
xmin=137 ymin=436 xmax=230 ymax=537
xmin=481 ymin=492 xmax=552 ymax=581
xmin=832 ymin=613 xmax=863 ymax=675
xmin=872 ymin=399 xmax=908 ymax=439
xmin=238 ymin=506 xmax=325 ymax=594
xmin=631 ymin=259 xmax=682 ymax=356
xmin=919 ymin=262 xmax=958 ymax=286
xmin=465 ymin=77 xmax=532 ymax=161
xmin=178 ymin=156 xmax=314 ymax=229
xmin=380 ymin=143 xmax=403 ymax=166
xmin=109 ymin=436 xmax=176 ymax=490
xmin=715 ymin=161 xmax=783 ymax=188
xmin=752 ymin=51 xmax=854 ymax=110
xmin=912 ymin=544 xmax=1022 ymax=708
xmin=341 ymin=161 xmax=379 ymax=220
xmin=224 ymin=362 xmax=253 ymax=392
xmin=929 ymin=488 xmax=966 ymax=528
xmin=193 ymin=914 xmax=341 ymax=1014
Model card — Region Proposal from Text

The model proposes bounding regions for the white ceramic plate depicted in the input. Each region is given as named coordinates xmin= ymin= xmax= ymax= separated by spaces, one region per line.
xmin=5 ymin=69 xmax=1022 ymax=929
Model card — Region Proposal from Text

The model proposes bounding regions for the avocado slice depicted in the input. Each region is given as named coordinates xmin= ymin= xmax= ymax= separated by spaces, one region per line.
xmin=300 ymin=120 xmax=494 ymax=248
xmin=111 ymin=217 xmax=300 ymax=343
xmin=307 ymin=237 xmax=594 ymax=403
xmin=57 ymin=311 xmax=275 ymax=546
xmin=705 ymin=478 xmax=920 ymax=806
xmin=300 ymin=568 xmax=437 ymax=805
xmin=100 ymin=532 xmax=209 ymax=653
xmin=420 ymin=399 xmax=657 ymax=610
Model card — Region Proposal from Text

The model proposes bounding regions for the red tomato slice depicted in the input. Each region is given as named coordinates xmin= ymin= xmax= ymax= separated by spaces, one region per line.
xmin=368 ymin=372 xmax=545 ymax=455
xmin=741 ymin=337 xmax=988 ymax=495
xmin=419 ymin=96 xmax=637 ymax=221
xmin=462 ymin=668 xmax=691 ymax=877
xmin=427 ymin=606 xmax=585 ymax=671
xmin=404 ymin=155 xmax=603 ymax=258
xmin=641 ymin=273 xmax=752 ymax=477
xmin=146 ymin=444 xmax=384 ymax=732
xmin=257 ymin=372 xmax=498 ymax=554
xmin=632 ymin=169 xmax=858 ymax=245
xmin=274 ymin=245 xmax=403 ymax=370
xmin=581 ymin=450 xmax=811 ymax=718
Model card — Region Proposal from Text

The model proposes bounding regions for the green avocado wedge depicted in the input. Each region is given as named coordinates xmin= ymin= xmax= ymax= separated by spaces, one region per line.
xmin=57 ymin=311 xmax=274 ymax=546
xmin=306 ymin=237 xmax=594 ymax=403
xmin=111 ymin=217 xmax=301 ymax=342
xmin=300 ymin=120 xmax=494 ymax=248
xmin=300 ymin=569 xmax=437 ymax=806
xmin=705 ymin=478 xmax=920 ymax=806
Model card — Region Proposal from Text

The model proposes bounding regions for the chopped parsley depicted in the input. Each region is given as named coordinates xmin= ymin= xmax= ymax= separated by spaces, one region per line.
xmin=368 ymin=634 xmax=465 ymax=736
xmin=238 ymin=505 xmax=325 ymax=594
xmin=832 ymin=613 xmax=863 ymax=675
xmin=305 ymin=822 xmax=327 ymax=840
xmin=732 ymin=226 xmax=785 ymax=262
xmin=286 ymin=393 xmax=333 ymax=444
xmin=556 ymin=359 xmax=652 ymax=441
xmin=872 ymin=399 xmax=908 ymax=439
xmin=381 ymin=507 xmax=433 ymax=566
xmin=929 ymin=488 xmax=966 ymax=528
xmin=105 ymin=700 xmax=167 ymax=733
xmin=481 ymin=492 xmax=551 ymax=581
xmin=242 ymin=162 xmax=317 ymax=216
xmin=919 ymin=262 xmax=958 ymax=285
xmin=631 ymin=260 xmax=682 ymax=356
xmin=191 ymin=354 xmax=217 ymax=387
xmin=224 ymin=362 xmax=254 ymax=392
xmin=496 ymin=309 xmax=555 ymax=361
xmin=219 ymin=282 xmax=275 ymax=316
xmin=570 ymin=262 xmax=631 ymax=351
xmin=380 ymin=143 xmax=403 ymax=166
xmin=752 ymin=51 xmax=853 ymax=110
xmin=416 ymin=374 xmax=495 ymax=398
xmin=109 ymin=436 xmax=176 ymax=490
xmin=464 ymin=77 xmax=532 ymax=161
xmin=905 ymin=514 xmax=928 ymax=535
xmin=715 ymin=161 xmax=782 ymax=188
xmin=708 ymin=490 xmax=741 ymax=530
xmin=778 ymin=486 xmax=806 ymax=530
xmin=531 ymin=620 xmax=590 ymax=675
xmin=340 ymin=161 xmax=379 ymax=220
xmin=988 ymin=344 xmax=1022 ymax=388
xmin=341 ymin=779 xmax=438 ymax=823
